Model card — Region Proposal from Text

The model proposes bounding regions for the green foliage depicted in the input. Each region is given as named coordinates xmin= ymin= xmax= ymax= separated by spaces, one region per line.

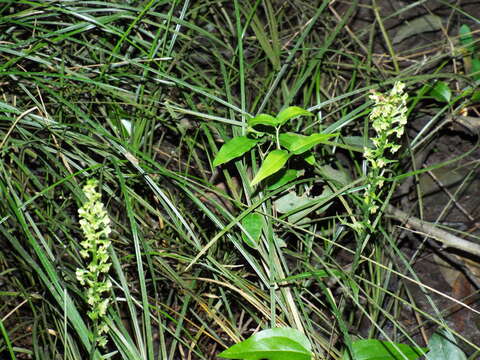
xmin=248 ymin=113 xmax=282 ymax=128
xmin=266 ymin=169 xmax=299 ymax=190
xmin=459 ymin=24 xmax=480 ymax=80
xmin=459 ymin=24 xmax=476 ymax=54
xmin=343 ymin=339 xmax=427 ymax=360
xmin=213 ymin=136 xmax=260 ymax=167
xmin=278 ymin=132 xmax=338 ymax=155
xmin=275 ymin=106 xmax=314 ymax=126
xmin=218 ymin=327 xmax=312 ymax=360
xmin=428 ymin=81 xmax=452 ymax=103
xmin=251 ymin=149 xmax=291 ymax=186
xmin=473 ymin=59 xmax=480 ymax=79
xmin=2 ymin=1 xmax=480 ymax=359
xmin=425 ymin=330 xmax=467 ymax=360
xmin=213 ymin=106 xmax=337 ymax=187
xmin=241 ymin=213 xmax=265 ymax=248
xmin=426 ymin=25 xmax=479 ymax=105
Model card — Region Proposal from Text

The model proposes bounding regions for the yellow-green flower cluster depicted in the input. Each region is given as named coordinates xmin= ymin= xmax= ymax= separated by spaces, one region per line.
xmin=364 ymin=82 xmax=408 ymax=171
xmin=363 ymin=82 xmax=408 ymax=215
xmin=76 ymin=179 xmax=112 ymax=347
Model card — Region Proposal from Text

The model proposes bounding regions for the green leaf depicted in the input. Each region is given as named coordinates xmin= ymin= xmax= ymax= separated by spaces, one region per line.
xmin=290 ymin=133 xmax=338 ymax=154
xmin=278 ymin=132 xmax=302 ymax=150
xmin=459 ymin=24 xmax=475 ymax=53
xmin=241 ymin=213 xmax=264 ymax=249
xmin=248 ymin=113 xmax=279 ymax=128
xmin=251 ymin=150 xmax=291 ymax=186
xmin=218 ymin=327 xmax=312 ymax=360
xmin=428 ymin=81 xmax=451 ymax=103
xmin=343 ymin=339 xmax=427 ymax=360
xmin=273 ymin=187 xmax=333 ymax=223
xmin=472 ymin=58 xmax=480 ymax=80
xmin=471 ymin=90 xmax=480 ymax=102
xmin=276 ymin=106 xmax=314 ymax=126
xmin=274 ymin=191 xmax=319 ymax=214
xmin=317 ymin=164 xmax=351 ymax=187
xmin=302 ymin=151 xmax=316 ymax=165
xmin=425 ymin=330 xmax=467 ymax=360
xmin=213 ymin=136 xmax=259 ymax=167
xmin=279 ymin=132 xmax=338 ymax=155
xmin=266 ymin=169 xmax=299 ymax=190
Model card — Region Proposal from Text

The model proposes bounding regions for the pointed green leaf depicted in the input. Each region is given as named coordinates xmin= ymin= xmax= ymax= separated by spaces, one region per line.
xmin=429 ymin=81 xmax=451 ymax=103
xmin=278 ymin=132 xmax=302 ymax=151
xmin=248 ymin=113 xmax=279 ymax=128
xmin=342 ymin=339 xmax=427 ymax=360
xmin=213 ymin=136 xmax=258 ymax=167
xmin=266 ymin=169 xmax=299 ymax=190
xmin=426 ymin=330 xmax=467 ymax=360
xmin=279 ymin=132 xmax=338 ymax=154
xmin=277 ymin=132 xmax=307 ymax=152
xmin=276 ymin=106 xmax=314 ymax=126
xmin=291 ymin=133 xmax=339 ymax=154
xmin=251 ymin=150 xmax=291 ymax=186
xmin=241 ymin=213 xmax=265 ymax=249
xmin=459 ymin=24 xmax=475 ymax=53
xmin=218 ymin=327 xmax=312 ymax=360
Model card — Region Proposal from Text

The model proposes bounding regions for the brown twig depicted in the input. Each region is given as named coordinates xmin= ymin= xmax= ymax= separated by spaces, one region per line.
xmin=387 ymin=204 xmax=480 ymax=257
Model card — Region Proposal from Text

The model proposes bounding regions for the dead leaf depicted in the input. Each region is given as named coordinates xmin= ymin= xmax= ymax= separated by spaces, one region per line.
xmin=393 ymin=15 xmax=443 ymax=44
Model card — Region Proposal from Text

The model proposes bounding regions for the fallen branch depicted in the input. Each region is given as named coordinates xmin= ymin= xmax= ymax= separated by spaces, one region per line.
xmin=386 ymin=205 xmax=480 ymax=257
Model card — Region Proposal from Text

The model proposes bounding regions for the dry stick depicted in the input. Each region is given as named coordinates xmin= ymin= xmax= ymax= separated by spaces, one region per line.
xmin=387 ymin=204 xmax=480 ymax=257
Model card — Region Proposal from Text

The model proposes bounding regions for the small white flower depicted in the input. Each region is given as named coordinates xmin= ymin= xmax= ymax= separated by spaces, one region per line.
xmin=390 ymin=144 xmax=401 ymax=153
xmin=97 ymin=298 xmax=110 ymax=317
xmin=98 ymin=322 xmax=109 ymax=335
xmin=376 ymin=158 xmax=386 ymax=168
xmin=76 ymin=269 xmax=86 ymax=284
